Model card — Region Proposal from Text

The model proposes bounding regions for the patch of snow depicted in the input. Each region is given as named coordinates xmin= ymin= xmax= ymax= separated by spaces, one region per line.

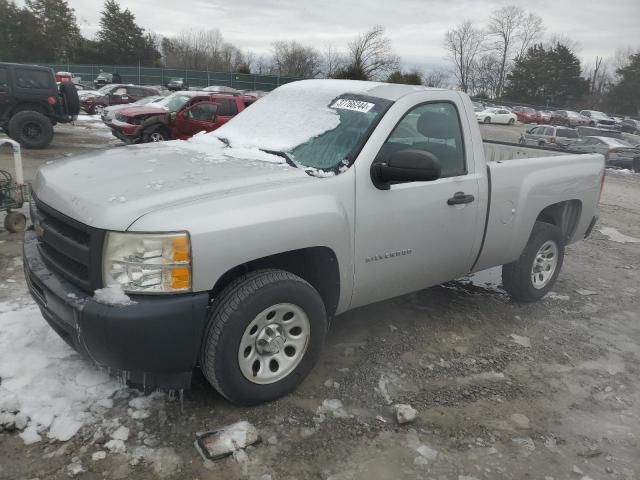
xmin=92 ymin=451 xmax=107 ymax=461
xmin=0 ymin=303 xmax=122 ymax=444
xmin=110 ymin=425 xmax=130 ymax=441
xmin=510 ymin=334 xmax=531 ymax=348
xmin=545 ymin=292 xmax=570 ymax=301
xmin=66 ymin=461 xmax=85 ymax=477
xmin=416 ymin=444 xmax=439 ymax=461
xmin=130 ymin=446 xmax=182 ymax=478
xmin=316 ymin=399 xmax=350 ymax=419
xmin=598 ymin=227 xmax=640 ymax=244
xmin=576 ymin=289 xmax=598 ymax=296
xmin=198 ymin=421 xmax=259 ymax=459
xmin=105 ymin=438 xmax=126 ymax=453
xmin=93 ymin=285 xmax=133 ymax=306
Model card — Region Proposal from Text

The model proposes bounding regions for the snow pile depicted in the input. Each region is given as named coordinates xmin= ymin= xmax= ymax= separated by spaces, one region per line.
xmin=598 ymin=226 xmax=640 ymax=244
xmin=94 ymin=285 xmax=133 ymax=306
xmin=316 ymin=399 xmax=351 ymax=419
xmin=198 ymin=421 xmax=259 ymax=458
xmin=0 ymin=302 xmax=122 ymax=443
xmin=199 ymin=80 xmax=380 ymax=152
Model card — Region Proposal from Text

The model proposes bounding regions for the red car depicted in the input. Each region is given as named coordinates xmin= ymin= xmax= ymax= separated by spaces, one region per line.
xmin=533 ymin=110 xmax=552 ymax=124
xmin=514 ymin=107 xmax=537 ymax=123
xmin=109 ymin=91 xmax=256 ymax=143
xmin=81 ymin=84 xmax=160 ymax=115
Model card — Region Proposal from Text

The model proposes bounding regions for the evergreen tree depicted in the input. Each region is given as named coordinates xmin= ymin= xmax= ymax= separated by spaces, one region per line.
xmin=0 ymin=0 xmax=45 ymax=62
xmin=26 ymin=0 xmax=80 ymax=62
xmin=608 ymin=52 xmax=640 ymax=115
xmin=96 ymin=0 xmax=160 ymax=66
xmin=386 ymin=70 xmax=422 ymax=85
xmin=504 ymin=43 xmax=589 ymax=105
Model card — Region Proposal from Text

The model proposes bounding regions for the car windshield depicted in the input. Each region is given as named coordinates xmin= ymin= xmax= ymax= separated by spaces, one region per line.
xmin=209 ymin=82 xmax=392 ymax=171
xmin=97 ymin=85 xmax=115 ymax=95
xmin=603 ymin=138 xmax=634 ymax=148
xmin=155 ymin=93 xmax=192 ymax=112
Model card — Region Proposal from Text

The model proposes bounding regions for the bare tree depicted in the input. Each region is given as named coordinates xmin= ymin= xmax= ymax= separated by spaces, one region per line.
xmin=271 ymin=40 xmax=322 ymax=78
xmin=471 ymin=53 xmax=502 ymax=97
xmin=344 ymin=25 xmax=400 ymax=80
xmin=162 ymin=29 xmax=248 ymax=72
xmin=516 ymin=12 xmax=545 ymax=59
xmin=443 ymin=21 xmax=485 ymax=93
xmin=487 ymin=5 xmax=526 ymax=98
xmin=423 ymin=69 xmax=449 ymax=88
xmin=321 ymin=45 xmax=346 ymax=78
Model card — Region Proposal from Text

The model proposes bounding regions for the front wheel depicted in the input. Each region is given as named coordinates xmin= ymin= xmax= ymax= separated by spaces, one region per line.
xmin=143 ymin=127 xmax=169 ymax=143
xmin=502 ymin=222 xmax=565 ymax=302
xmin=508 ymin=118 xmax=515 ymax=125
xmin=8 ymin=111 xmax=54 ymax=149
xmin=484 ymin=117 xmax=491 ymax=124
xmin=200 ymin=269 xmax=328 ymax=405
xmin=4 ymin=211 xmax=27 ymax=233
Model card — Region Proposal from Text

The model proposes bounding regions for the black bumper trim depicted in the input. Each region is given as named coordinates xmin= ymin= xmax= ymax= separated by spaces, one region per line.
xmin=24 ymin=230 xmax=211 ymax=389
xmin=584 ymin=216 xmax=598 ymax=239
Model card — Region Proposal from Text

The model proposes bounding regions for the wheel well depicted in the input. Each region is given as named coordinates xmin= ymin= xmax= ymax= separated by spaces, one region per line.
xmin=211 ymin=247 xmax=341 ymax=316
xmin=536 ymin=200 xmax=582 ymax=242
xmin=11 ymin=103 xmax=47 ymax=117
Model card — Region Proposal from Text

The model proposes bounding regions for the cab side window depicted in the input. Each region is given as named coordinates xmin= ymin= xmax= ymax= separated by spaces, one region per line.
xmin=383 ymin=102 xmax=466 ymax=178
xmin=187 ymin=103 xmax=217 ymax=122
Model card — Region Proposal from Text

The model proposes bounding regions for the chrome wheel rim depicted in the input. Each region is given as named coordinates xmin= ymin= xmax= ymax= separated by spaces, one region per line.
xmin=238 ymin=303 xmax=310 ymax=384
xmin=149 ymin=132 xmax=165 ymax=142
xmin=531 ymin=240 xmax=558 ymax=289
xmin=94 ymin=105 xmax=104 ymax=115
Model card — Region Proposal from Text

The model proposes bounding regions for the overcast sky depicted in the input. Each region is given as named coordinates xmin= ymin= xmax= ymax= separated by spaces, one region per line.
xmin=26 ymin=0 xmax=640 ymax=70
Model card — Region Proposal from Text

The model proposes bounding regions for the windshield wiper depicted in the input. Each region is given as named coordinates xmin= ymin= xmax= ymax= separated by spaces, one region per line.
xmin=261 ymin=149 xmax=298 ymax=168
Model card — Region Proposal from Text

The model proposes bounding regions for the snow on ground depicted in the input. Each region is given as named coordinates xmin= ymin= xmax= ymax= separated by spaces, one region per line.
xmin=0 ymin=302 xmax=123 ymax=443
xmin=598 ymin=226 xmax=640 ymax=244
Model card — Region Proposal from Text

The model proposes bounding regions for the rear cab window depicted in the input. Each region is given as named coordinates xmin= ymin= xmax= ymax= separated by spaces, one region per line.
xmin=557 ymin=129 xmax=578 ymax=138
xmin=15 ymin=68 xmax=53 ymax=90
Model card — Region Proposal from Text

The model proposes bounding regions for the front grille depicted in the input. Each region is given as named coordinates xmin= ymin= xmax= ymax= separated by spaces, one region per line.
xmin=31 ymin=194 xmax=104 ymax=292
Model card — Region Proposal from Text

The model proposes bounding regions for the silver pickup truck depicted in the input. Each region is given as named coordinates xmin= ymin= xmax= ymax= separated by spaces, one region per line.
xmin=23 ymin=80 xmax=604 ymax=405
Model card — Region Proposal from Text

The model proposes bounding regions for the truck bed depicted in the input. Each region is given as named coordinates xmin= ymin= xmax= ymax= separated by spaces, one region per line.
xmin=473 ymin=140 xmax=604 ymax=272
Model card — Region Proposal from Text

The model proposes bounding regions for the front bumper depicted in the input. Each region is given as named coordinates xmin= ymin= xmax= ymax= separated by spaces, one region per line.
xmin=23 ymin=229 xmax=210 ymax=389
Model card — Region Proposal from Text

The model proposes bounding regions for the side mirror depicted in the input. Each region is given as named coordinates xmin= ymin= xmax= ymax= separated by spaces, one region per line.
xmin=526 ymin=128 xmax=534 ymax=134
xmin=371 ymin=149 xmax=441 ymax=190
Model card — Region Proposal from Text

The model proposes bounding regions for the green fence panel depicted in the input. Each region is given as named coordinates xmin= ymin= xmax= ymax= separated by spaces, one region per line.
xmin=37 ymin=63 xmax=301 ymax=91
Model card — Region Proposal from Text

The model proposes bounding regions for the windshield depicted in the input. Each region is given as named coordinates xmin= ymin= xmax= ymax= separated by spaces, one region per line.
xmin=604 ymin=138 xmax=634 ymax=148
xmin=155 ymin=93 xmax=192 ymax=112
xmin=209 ymin=81 xmax=392 ymax=171
xmin=97 ymin=85 xmax=115 ymax=95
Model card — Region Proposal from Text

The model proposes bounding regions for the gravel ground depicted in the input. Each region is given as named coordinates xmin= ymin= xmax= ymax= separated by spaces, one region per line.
xmin=1 ymin=119 xmax=639 ymax=480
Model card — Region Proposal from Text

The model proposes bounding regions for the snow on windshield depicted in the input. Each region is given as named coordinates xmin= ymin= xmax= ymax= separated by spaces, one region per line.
xmin=198 ymin=80 xmax=379 ymax=152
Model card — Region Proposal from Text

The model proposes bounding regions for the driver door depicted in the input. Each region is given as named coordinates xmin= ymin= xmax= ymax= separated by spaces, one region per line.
xmin=172 ymin=102 xmax=220 ymax=139
xmin=352 ymin=97 xmax=483 ymax=308
xmin=108 ymin=87 xmax=128 ymax=106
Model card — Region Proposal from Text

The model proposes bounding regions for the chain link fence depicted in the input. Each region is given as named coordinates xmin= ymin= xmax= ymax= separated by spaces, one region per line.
xmin=42 ymin=64 xmax=299 ymax=91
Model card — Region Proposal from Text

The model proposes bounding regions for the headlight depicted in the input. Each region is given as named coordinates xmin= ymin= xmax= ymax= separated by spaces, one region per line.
xmin=102 ymin=232 xmax=192 ymax=294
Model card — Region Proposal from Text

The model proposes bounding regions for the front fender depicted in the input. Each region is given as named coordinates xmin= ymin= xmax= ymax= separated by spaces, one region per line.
xmin=128 ymin=170 xmax=356 ymax=313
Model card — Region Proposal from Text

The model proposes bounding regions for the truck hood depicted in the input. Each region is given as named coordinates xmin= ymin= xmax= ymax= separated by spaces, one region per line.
xmin=33 ymin=139 xmax=313 ymax=231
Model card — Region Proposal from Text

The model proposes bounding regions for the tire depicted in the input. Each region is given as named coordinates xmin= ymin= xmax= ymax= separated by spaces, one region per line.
xmin=484 ymin=117 xmax=491 ymax=124
xmin=143 ymin=127 xmax=169 ymax=143
xmin=502 ymin=221 xmax=565 ymax=302
xmin=8 ymin=111 xmax=54 ymax=149
xmin=201 ymin=269 xmax=328 ymax=405
xmin=4 ymin=211 xmax=26 ymax=233
xmin=633 ymin=158 xmax=640 ymax=174
xmin=508 ymin=118 xmax=515 ymax=125
xmin=59 ymin=82 xmax=80 ymax=116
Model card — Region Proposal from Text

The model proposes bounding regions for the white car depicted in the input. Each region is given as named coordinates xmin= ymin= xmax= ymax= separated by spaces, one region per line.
xmin=476 ymin=107 xmax=517 ymax=125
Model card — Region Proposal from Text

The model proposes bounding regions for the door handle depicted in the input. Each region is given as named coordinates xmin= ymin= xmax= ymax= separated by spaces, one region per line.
xmin=447 ymin=192 xmax=475 ymax=205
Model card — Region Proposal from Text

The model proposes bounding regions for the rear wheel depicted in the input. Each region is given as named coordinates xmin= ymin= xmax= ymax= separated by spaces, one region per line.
xmin=484 ymin=117 xmax=491 ymax=124
xmin=200 ymin=269 xmax=328 ymax=405
xmin=4 ymin=211 xmax=27 ymax=233
xmin=502 ymin=222 xmax=564 ymax=302
xmin=8 ymin=111 xmax=54 ymax=149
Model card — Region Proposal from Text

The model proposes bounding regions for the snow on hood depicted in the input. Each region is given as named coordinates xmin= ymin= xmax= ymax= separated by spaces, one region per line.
xmin=33 ymin=139 xmax=311 ymax=231
xmin=203 ymin=79 xmax=384 ymax=152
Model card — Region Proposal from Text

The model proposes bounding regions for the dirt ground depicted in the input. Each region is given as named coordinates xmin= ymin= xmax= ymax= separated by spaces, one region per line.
xmin=1 ymin=120 xmax=639 ymax=480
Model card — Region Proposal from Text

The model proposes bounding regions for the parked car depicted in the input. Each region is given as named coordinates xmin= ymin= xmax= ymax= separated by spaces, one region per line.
xmin=0 ymin=62 xmax=80 ymax=148
xmin=476 ymin=107 xmax=517 ymax=125
xmin=109 ymin=91 xmax=255 ymax=143
xmin=570 ymin=136 xmax=640 ymax=172
xmin=579 ymin=110 xmax=618 ymax=129
xmin=80 ymin=84 xmax=160 ymax=115
xmin=94 ymin=73 xmax=113 ymax=88
xmin=621 ymin=118 xmax=640 ymax=134
xmin=550 ymin=110 xmax=589 ymax=127
xmin=24 ymin=79 xmax=604 ymax=404
xmin=203 ymin=85 xmax=241 ymax=94
xmin=534 ymin=110 xmax=552 ymax=124
xmin=519 ymin=125 xmax=579 ymax=149
xmin=167 ymin=78 xmax=188 ymax=91
xmin=101 ymin=95 xmax=163 ymax=125
xmin=576 ymin=126 xmax=624 ymax=140
xmin=514 ymin=107 xmax=537 ymax=123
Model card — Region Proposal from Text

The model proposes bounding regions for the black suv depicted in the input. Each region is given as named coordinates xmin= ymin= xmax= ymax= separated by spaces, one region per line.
xmin=0 ymin=63 xmax=80 ymax=148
